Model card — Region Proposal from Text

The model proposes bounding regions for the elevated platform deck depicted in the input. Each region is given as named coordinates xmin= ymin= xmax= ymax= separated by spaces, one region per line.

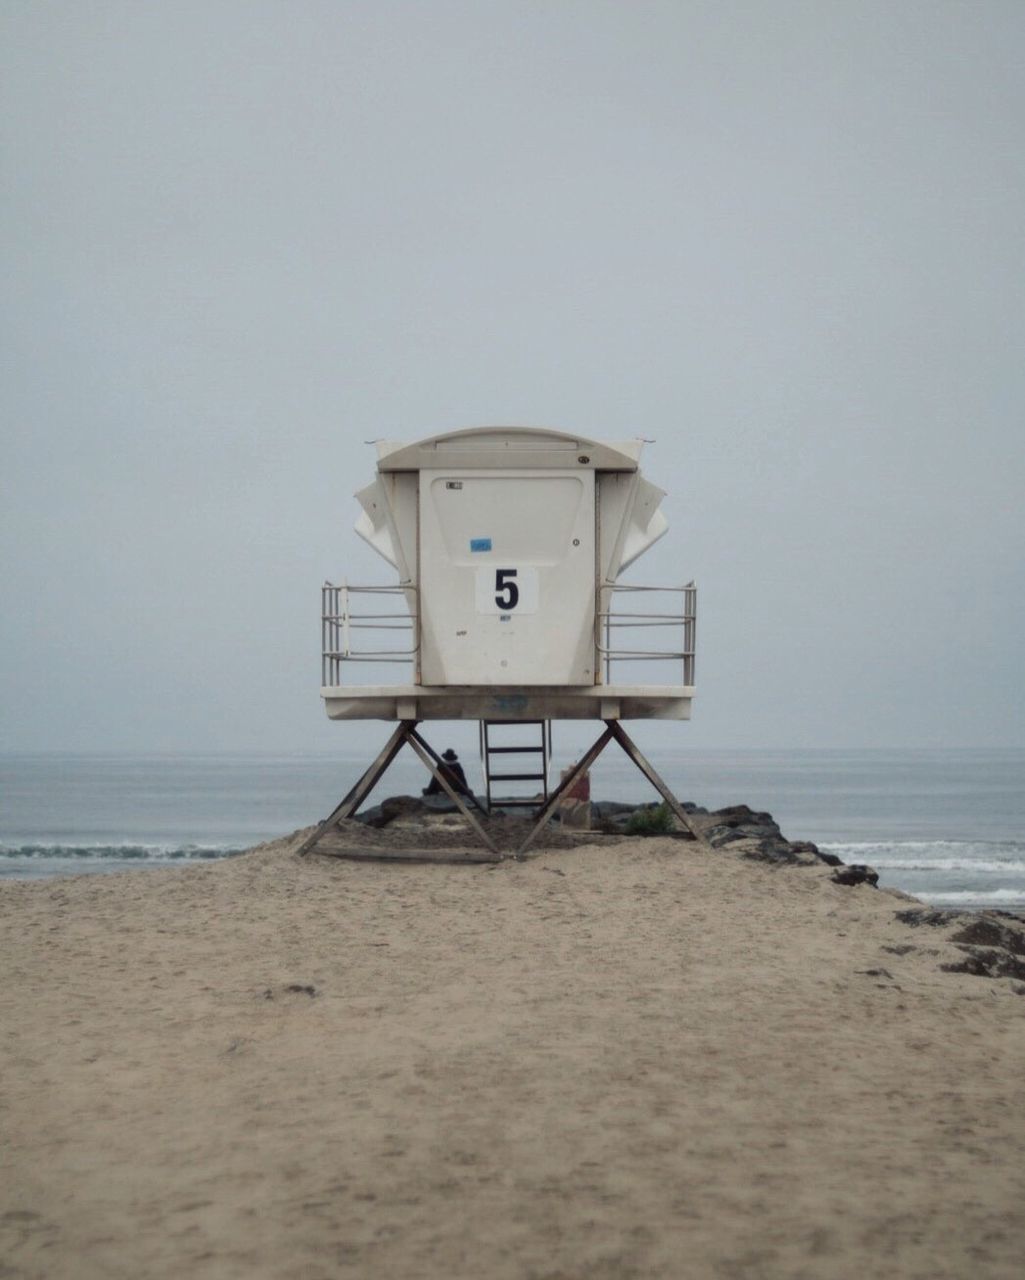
xmin=321 ymin=684 xmax=694 ymax=722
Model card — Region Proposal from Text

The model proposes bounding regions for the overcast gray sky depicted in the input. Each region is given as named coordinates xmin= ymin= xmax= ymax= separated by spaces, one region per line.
xmin=2 ymin=0 xmax=1023 ymax=755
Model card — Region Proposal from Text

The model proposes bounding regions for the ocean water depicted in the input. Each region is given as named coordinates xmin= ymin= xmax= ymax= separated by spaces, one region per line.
xmin=1 ymin=748 xmax=1023 ymax=911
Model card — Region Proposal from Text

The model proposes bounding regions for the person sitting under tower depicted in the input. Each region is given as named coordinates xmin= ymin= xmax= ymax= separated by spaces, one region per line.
xmin=422 ymin=748 xmax=470 ymax=797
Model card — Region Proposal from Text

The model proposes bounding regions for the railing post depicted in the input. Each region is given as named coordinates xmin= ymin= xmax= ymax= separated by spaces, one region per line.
xmin=336 ymin=584 xmax=343 ymax=682
xmin=340 ymin=579 xmax=351 ymax=660
xmin=605 ymin=586 xmax=612 ymax=683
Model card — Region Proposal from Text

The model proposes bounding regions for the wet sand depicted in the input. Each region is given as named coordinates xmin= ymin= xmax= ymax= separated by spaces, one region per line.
xmin=2 ymin=826 xmax=1024 ymax=1279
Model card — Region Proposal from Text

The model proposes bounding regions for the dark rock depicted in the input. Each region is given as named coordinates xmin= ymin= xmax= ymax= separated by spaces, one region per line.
xmin=701 ymin=805 xmax=784 ymax=851
xmin=895 ymin=908 xmax=966 ymax=928
xmin=377 ymin=795 xmax=430 ymax=826
xmin=786 ymin=839 xmax=843 ymax=867
xmin=694 ymin=805 xmax=826 ymax=866
xmin=831 ymin=864 xmax=879 ymax=888
xmin=949 ymin=917 xmax=1025 ymax=957
xmin=733 ymin=821 xmax=782 ymax=838
xmin=592 ymin=801 xmax=642 ymax=819
xmin=376 ymin=793 xmax=488 ymax=823
xmin=742 ymin=838 xmax=808 ymax=865
xmin=891 ymin=909 xmax=1025 ymax=989
xmin=264 ymin=984 xmax=318 ymax=998
xmin=592 ymin=799 xmax=702 ymax=829
xmin=703 ymin=823 xmax=782 ymax=849
xmin=931 ymin=915 xmax=1025 ymax=988
xmin=707 ymin=806 xmax=781 ymax=833
xmin=711 ymin=805 xmax=778 ymax=827
xmin=702 ymin=825 xmax=747 ymax=847
xmin=941 ymin=947 xmax=1025 ymax=984
xmin=359 ymin=791 xmax=478 ymax=826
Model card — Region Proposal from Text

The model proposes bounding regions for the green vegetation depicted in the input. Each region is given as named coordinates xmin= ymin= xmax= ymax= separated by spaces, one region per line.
xmin=625 ymin=803 xmax=675 ymax=836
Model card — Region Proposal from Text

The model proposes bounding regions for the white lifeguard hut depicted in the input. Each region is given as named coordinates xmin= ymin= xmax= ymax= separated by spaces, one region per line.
xmin=301 ymin=426 xmax=697 ymax=857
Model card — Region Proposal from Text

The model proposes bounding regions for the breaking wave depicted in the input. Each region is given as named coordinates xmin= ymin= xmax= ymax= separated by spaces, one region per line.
xmin=920 ymin=888 xmax=1025 ymax=906
xmin=0 ymin=843 xmax=242 ymax=861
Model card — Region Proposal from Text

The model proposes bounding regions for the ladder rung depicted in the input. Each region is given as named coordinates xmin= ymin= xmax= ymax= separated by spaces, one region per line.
xmin=488 ymin=772 xmax=546 ymax=782
xmin=491 ymin=798 xmax=543 ymax=808
xmin=486 ymin=746 xmax=545 ymax=754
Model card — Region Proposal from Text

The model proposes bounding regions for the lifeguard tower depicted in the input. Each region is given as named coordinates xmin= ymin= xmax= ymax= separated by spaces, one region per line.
xmin=300 ymin=427 xmax=697 ymax=857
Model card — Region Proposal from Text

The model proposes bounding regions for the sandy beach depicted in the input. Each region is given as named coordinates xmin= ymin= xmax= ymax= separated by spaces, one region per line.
xmin=2 ymin=819 xmax=1024 ymax=1280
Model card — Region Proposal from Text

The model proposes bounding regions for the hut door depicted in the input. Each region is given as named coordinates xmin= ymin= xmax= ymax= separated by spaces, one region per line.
xmin=418 ymin=469 xmax=596 ymax=686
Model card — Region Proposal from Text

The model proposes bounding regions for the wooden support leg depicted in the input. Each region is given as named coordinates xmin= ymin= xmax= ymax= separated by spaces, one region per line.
xmin=297 ymin=721 xmax=416 ymax=856
xmin=606 ymin=721 xmax=704 ymax=843
xmin=515 ymin=725 xmax=615 ymax=858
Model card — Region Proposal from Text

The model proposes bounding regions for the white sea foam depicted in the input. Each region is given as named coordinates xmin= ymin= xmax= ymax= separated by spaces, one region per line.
xmin=821 ymin=839 xmax=1025 ymax=909
xmin=822 ymin=839 xmax=1024 ymax=854
xmin=868 ymin=859 xmax=1023 ymax=873
xmin=918 ymin=889 xmax=1025 ymax=906
xmin=0 ymin=842 xmax=241 ymax=860
xmin=822 ymin=841 xmax=1025 ymax=870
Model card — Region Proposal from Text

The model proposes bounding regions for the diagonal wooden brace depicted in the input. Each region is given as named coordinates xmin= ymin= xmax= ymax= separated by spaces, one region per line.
xmin=405 ymin=729 xmax=489 ymax=817
xmin=605 ymin=721 xmax=703 ymax=842
xmin=514 ymin=720 xmax=704 ymax=857
xmin=299 ymin=720 xmax=499 ymax=859
xmin=515 ymin=724 xmax=615 ymax=857
xmin=297 ymin=720 xmax=415 ymax=856
xmin=405 ymin=728 xmax=500 ymax=855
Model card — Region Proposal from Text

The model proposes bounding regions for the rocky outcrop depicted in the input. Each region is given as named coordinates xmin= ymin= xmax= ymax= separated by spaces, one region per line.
xmin=690 ymin=805 xmax=851 ymax=871
xmin=357 ymin=793 xmax=486 ymax=827
xmin=800 ymin=843 xmax=842 ymax=866
xmin=831 ymin=864 xmax=880 ymax=887
xmin=352 ymin=794 xmax=879 ymax=880
xmin=895 ymin=908 xmax=956 ymax=928
xmin=941 ymin=914 xmax=1025 ymax=983
xmin=894 ymin=907 xmax=1025 ymax=991
xmin=942 ymin=947 xmax=1025 ymax=982
xmin=949 ymin=915 xmax=1025 ymax=956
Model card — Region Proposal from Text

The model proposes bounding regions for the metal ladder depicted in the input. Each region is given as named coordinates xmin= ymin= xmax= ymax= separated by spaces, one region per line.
xmin=479 ymin=720 xmax=552 ymax=815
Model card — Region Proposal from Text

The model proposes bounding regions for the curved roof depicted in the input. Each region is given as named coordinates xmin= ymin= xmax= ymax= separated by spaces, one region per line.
xmin=375 ymin=426 xmax=643 ymax=472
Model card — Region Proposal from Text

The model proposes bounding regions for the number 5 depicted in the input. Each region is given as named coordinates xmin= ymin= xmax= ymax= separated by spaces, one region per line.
xmin=494 ymin=568 xmax=519 ymax=610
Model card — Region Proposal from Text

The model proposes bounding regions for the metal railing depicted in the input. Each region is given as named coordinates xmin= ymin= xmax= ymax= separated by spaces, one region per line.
xmin=321 ymin=579 xmax=695 ymax=688
xmin=321 ymin=582 xmax=418 ymax=686
xmin=596 ymin=583 xmax=696 ymax=686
